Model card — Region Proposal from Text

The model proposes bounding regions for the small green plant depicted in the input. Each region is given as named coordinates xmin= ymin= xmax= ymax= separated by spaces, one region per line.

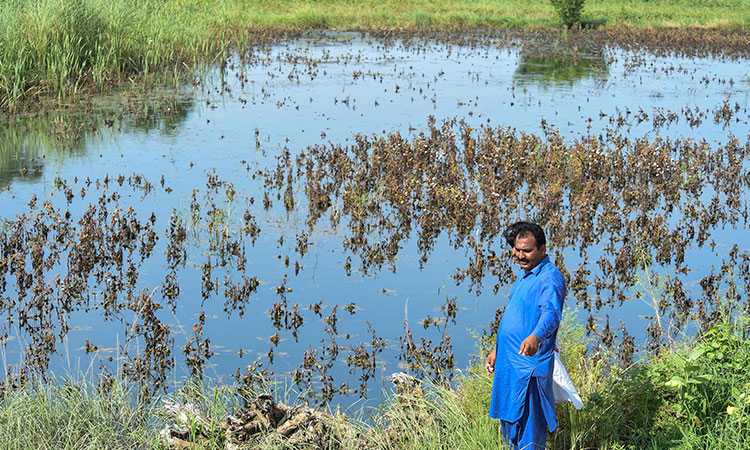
xmin=633 ymin=240 xmax=674 ymax=351
xmin=644 ymin=318 xmax=750 ymax=441
xmin=549 ymin=0 xmax=586 ymax=28
xmin=658 ymin=347 xmax=714 ymax=418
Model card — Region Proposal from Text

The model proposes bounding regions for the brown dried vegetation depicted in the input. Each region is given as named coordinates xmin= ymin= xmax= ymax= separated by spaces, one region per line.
xmin=283 ymin=117 xmax=750 ymax=360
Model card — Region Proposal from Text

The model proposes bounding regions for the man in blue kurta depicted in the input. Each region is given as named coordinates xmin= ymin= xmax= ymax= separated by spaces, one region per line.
xmin=485 ymin=221 xmax=566 ymax=450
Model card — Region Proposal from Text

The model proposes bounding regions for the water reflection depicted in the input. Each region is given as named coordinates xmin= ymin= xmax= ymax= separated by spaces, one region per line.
xmin=0 ymin=116 xmax=78 ymax=189
xmin=514 ymin=48 xmax=608 ymax=87
xmin=123 ymin=96 xmax=194 ymax=137
xmin=0 ymin=97 xmax=194 ymax=189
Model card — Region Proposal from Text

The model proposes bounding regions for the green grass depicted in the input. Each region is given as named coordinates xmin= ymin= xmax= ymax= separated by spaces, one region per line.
xmin=220 ymin=0 xmax=750 ymax=30
xmin=0 ymin=375 xmax=240 ymax=450
xmin=2 ymin=0 xmax=750 ymax=112
xmin=0 ymin=378 xmax=155 ymax=450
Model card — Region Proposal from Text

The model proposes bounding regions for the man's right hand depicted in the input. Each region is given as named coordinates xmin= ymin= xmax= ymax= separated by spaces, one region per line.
xmin=484 ymin=348 xmax=496 ymax=374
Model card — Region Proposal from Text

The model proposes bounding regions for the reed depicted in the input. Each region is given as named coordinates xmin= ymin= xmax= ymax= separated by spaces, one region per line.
xmin=0 ymin=377 xmax=156 ymax=450
xmin=0 ymin=0 xmax=228 ymax=112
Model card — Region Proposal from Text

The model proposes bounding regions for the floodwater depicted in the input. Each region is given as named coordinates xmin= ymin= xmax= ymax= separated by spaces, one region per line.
xmin=0 ymin=33 xmax=749 ymax=405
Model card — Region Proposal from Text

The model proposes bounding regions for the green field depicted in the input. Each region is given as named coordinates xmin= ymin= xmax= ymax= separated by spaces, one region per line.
xmin=2 ymin=0 xmax=750 ymax=112
xmin=149 ymin=0 xmax=750 ymax=30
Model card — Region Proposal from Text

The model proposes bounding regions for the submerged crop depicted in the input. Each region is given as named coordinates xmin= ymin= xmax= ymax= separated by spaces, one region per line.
xmin=0 ymin=113 xmax=748 ymax=402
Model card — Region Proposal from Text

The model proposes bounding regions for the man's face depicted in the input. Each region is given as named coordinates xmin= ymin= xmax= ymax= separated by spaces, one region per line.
xmin=512 ymin=233 xmax=546 ymax=272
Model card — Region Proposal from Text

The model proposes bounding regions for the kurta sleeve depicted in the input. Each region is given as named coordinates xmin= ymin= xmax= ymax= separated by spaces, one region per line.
xmin=531 ymin=278 xmax=564 ymax=342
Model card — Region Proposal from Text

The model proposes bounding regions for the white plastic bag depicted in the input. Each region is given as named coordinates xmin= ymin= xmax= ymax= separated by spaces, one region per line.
xmin=552 ymin=351 xmax=583 ymax=410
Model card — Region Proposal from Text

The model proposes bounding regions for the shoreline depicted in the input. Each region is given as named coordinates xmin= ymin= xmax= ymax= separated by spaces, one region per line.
xmin=2 ymin=316 xmax=748 ymax=449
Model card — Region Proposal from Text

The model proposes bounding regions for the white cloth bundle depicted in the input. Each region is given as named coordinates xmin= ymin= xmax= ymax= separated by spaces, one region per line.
xmin=552 ymin=351 xmax=583 ymax=410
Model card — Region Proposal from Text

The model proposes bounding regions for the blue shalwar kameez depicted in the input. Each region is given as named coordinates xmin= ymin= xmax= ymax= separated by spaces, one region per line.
xmin=489 ymin=256 xmax=566 ymax=450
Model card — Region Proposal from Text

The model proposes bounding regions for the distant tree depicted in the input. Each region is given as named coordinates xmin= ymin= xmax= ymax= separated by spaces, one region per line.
xmin=549 ymin=0 xmax=586 ymax=28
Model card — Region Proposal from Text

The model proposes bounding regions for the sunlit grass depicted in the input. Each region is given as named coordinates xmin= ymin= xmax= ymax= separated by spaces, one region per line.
xmin=0 ymin=378 xmax=156 ymax=450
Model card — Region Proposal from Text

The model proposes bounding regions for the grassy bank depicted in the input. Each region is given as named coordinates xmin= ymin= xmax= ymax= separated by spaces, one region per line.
xmin=157 ymin=0 xmax=750 ymax=30
xmin=2 ymin=0 xmax=750 ymax=113
xmin=2 ymin=312 xmax=749 ymax=449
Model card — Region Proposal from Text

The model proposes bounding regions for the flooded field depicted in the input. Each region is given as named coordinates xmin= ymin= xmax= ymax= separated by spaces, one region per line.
xmin=1 ymin=32 xmax=749 ymax=405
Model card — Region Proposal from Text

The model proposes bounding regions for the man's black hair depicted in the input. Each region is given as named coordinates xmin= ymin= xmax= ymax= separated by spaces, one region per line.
xmin=503 ymin=221 xmax=546 ymax=248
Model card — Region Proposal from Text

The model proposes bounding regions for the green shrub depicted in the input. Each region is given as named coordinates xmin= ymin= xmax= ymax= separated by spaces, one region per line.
xmin=554 ymin=316 xmax=750 ymax=449
xmin=549 ymin=0 xmax=586 ymax=28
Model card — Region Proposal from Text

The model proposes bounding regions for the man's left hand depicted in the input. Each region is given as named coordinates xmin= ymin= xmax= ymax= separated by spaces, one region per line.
xmin=519 ymin=334 xmax=540 ymax=356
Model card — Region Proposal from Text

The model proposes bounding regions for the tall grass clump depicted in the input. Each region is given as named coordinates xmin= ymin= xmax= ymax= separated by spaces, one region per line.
xmin=0 ymin=375 xmax=244 ymax=450
xmin=362 ymin=376 xmax=503 ymax=449
xmin=0 ymin=378 xmax=155 ymax=450
xmin=0 ymin=0 xmax=109 ymax=108
xmin=0 ymin=0 xmax=229 ymax=112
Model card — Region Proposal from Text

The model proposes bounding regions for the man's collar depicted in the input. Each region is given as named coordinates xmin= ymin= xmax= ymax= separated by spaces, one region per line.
xmin=523 ymin=255 xmax=550 ymax=277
